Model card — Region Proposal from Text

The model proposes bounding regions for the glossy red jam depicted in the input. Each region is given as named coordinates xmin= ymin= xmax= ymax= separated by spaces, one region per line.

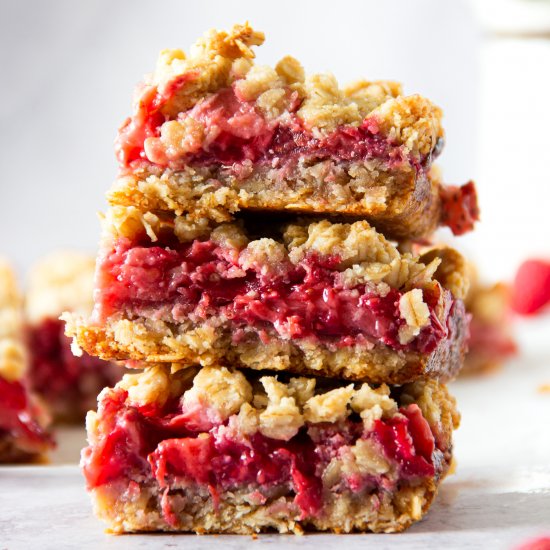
xmin=95 ymin=238 xmax=453 ymax=354
xmin=82 ymin=387 xmax=439 ymax=521
xmin=116 ymin=80 xmax=435 ymax=173
xmin=440 ymin=181 xmax=479 ymax=236
xmin=150 ymin=432 xmax=322 ymax=519
xmin=0 ymin=375 xmax=54 ymax=457
xmin=373 ymin=404 xmax=435 ymax=479
xmin=27 ymin=318 xmax=121 ymax=420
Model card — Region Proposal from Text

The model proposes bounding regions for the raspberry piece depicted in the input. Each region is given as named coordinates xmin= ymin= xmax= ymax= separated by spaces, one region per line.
xmin=150 ymin=436 xmax=214 ymax=487
xmin=440 ymin=181 xmax=480 ymax=236
xmin=402 ymin=404 xmax=435 ymax=461
xmin=372 ymin=410 xmax=435 ymax=479
xmin=512 ymin=259 xmax=550 ymax=315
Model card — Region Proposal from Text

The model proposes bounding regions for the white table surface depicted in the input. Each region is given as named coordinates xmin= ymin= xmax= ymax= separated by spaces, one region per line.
xmin=1 ymin=318 xmax=550 ymax=549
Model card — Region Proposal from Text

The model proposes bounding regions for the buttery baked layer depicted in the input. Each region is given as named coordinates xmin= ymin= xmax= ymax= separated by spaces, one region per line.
xmin=83 ymin=365 xmax=459 ymax=534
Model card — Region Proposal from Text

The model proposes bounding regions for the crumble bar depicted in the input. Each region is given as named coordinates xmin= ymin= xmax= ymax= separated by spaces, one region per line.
xmin=108 ymin=23 xmax=478 ymax=240
xmin=83 ymin=364 xmax=459 ymax=534
xmin=65 ymin=209 xmax=470 ymax=384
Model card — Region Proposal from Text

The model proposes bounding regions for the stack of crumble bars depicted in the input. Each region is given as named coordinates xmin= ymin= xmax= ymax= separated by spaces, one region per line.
xmin=65 ymin=24 xmax=479 ymax=534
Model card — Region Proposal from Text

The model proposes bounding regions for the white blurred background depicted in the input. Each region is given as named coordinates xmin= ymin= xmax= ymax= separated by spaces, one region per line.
xmin=1 ymin=0 xmax=549 ymax=280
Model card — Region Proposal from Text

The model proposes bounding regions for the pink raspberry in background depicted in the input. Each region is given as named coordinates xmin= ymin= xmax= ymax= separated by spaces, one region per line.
xmin=514 ymin=536 xmax=550 ymax=550
xmin=511 ymin=259 xmax=550 ymax=315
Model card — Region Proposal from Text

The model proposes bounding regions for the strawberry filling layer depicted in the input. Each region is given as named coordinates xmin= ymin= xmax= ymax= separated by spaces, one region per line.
xmin=116 ymin=82 xmax=438 ymax=174
xmin=0 ymin=376 xmax=54 ymax=456
xmin=95 ymin=238 xmax=456 ymax=354
xmin=27 ymin=318 xmax=120 ymax=419
xmin=82 ymin=387 xmax=440 ymax=521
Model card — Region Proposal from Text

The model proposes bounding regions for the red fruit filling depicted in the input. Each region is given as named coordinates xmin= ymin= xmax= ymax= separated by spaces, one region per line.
xmin=511 ymin=259 xmax=550 ymax=315
xmin=439 ymin=181 xmax=479 ymax=236
xmin=0 ymin=375 xmax=54 ymax=455
xmin=82 ymin=387 xmax=440 ymax=521
xmin=27 ymin=318 xmax=120 ymax=419
xmin=116 ymin=80 xmax=439 ymax=174
xmin=94 ymin=238 xmax=457 ymax=354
